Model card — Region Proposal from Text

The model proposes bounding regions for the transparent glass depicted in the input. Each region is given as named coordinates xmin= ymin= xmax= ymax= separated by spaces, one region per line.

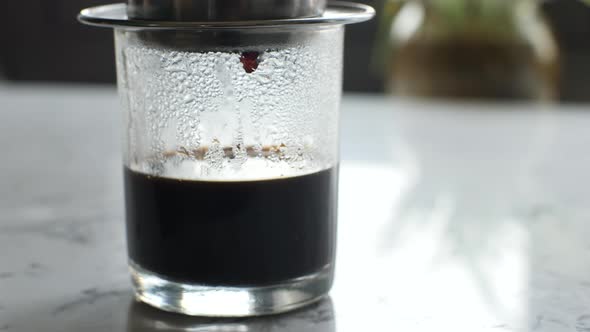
xmin=383 ymin=0 xmax=559 ymax=100
xmin=114 ymin=26 xmax=344 ymax=316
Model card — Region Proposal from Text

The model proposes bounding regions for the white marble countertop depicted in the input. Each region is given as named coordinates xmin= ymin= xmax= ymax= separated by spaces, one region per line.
xmin=1 ymin=84 xmax=589 ymax=332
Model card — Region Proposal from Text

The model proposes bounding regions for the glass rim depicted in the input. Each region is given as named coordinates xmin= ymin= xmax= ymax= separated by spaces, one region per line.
xmin=78 ymin=1 xmax=375 ymax=30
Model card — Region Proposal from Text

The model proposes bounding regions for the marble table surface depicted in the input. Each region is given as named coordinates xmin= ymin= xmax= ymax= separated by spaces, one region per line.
xmin=1 ymin=83 xmax=590 ymax=332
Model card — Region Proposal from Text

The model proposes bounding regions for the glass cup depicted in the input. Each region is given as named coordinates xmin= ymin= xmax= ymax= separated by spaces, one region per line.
xmin=79 ymin=2 xmax=374 ymax=317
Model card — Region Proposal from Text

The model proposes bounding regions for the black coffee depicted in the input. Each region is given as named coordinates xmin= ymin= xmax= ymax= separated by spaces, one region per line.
xmin=124 ymin=165 xmax=338 ymax=286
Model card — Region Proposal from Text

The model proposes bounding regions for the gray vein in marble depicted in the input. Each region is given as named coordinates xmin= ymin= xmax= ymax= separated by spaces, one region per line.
xmin=546 ymin=318 xmax=569 ymax=328
xmin=532 ymin=315 xmax=544 ymax=331
xmin=0 ymin=263 xmax=51 ymax=280
xmin=23 ymin=263 xmax=48 ymax=278
xmin=29 ymin=263 xmax=42 ymax=269
xmin=576 ymin=315 xmax=590 ymax=332
xmin=52 ymin=289 xmax=129 ymax=316
xmin=0 ymin=217 xmax=100 ymax=245
xmin=0 ymin=324 xmax=11 ymax=331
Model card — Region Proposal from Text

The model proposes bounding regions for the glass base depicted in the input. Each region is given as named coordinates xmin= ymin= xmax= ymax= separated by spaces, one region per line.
xmin=129 ymin=261 xmax=333 ymax=317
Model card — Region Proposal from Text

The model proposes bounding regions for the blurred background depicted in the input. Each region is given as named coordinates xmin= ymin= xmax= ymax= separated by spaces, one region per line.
xmin=1 ymin=0 xmax=590 ymax=101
